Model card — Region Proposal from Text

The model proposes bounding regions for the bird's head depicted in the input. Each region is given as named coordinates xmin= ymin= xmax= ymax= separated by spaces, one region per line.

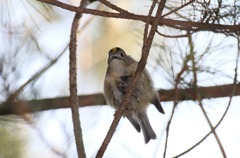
xmin=108 ymin=47 xmax=127 ymax=64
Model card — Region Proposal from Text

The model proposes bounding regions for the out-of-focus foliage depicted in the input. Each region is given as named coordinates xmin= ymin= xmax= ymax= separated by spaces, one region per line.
xmin=0 ymin=118 xmax=24 ymax=158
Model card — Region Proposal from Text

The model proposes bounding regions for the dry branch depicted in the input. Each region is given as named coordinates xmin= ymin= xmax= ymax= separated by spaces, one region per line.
xmin=37 ymin=0 xmax=240 ymax=34
xmin=69 ymin=0 xmax=88 ymax=157
xmin=96 ymin=0 xmax=166 ymax=157
xmin=0 ymin=84 xmax=239 ymax=116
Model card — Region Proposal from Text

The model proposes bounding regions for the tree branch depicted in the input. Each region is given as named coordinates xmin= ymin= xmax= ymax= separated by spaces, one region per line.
xmin=0 ymin=84 xmax=240 ymax=116
xmin=69 ymin=0 xmax=89 ymax=157
xmin=96 ymin=0 xmax=166 ymax=157
xmin=37 ymin=0 xmax=240 ymax=34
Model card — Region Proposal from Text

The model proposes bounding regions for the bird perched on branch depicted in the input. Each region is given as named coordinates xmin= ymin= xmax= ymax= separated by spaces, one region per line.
xmin=104 ymin=47 xmax=164 ymax=144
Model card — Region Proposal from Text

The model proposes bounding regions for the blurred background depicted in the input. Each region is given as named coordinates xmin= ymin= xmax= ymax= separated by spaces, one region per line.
xmin=0 ymin=0 xmax=239 ymax=158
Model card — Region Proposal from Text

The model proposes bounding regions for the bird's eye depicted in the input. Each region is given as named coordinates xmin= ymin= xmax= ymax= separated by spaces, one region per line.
xmin=120 ymin=52 xmax=124 ymax=57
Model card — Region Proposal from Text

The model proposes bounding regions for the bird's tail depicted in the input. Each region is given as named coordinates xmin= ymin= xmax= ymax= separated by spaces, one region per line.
xmin=137 ymin=112 xmax=156 ymax=144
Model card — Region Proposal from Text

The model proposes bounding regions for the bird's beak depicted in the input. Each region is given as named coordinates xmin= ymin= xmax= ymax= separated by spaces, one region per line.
xmin=108 ymin=55 xmax=113 ymax=64
xmin=108 ymin=54 xmax=119 ymax=64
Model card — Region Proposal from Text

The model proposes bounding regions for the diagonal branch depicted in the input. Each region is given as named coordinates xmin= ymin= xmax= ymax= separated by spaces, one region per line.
xmin=96 ymin=0 xmax=166 ymax=157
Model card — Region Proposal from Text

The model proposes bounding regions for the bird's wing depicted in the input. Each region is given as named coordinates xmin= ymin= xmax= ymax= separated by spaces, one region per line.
xmin=117 ymin=75 xmax=142 ymax=132
xmin=126 ymin=115 xmax=140 ymax=132
xmin=151 ymin=94 xmax=165 ymax=114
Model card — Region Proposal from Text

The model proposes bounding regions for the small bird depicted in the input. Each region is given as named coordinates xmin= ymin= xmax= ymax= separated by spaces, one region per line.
xmin=104 ymin=47 xmax=165 ymax=143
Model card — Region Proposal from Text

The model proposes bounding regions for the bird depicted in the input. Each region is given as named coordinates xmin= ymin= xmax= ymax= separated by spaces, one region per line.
xmin=104 ymin=47 xmax=165 ymax=144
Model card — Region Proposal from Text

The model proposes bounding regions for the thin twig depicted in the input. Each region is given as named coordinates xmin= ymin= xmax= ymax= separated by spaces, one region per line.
xmin=163 ymin=53 xmax=189 ymax=158
xmin=157 ymin=30 xmax=194 ymax=38
xmin=7 ymin=44 xmax=68 ymax=103
xmin=173 ymin=34 xmax=240 ymax=158
xmin=143 ymin=0 xmax=158 ymax=42
xmin=187 ymin=33 xmax=226 ymax=158
xmin=162 ymin=0 xmax=195 ymax=18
